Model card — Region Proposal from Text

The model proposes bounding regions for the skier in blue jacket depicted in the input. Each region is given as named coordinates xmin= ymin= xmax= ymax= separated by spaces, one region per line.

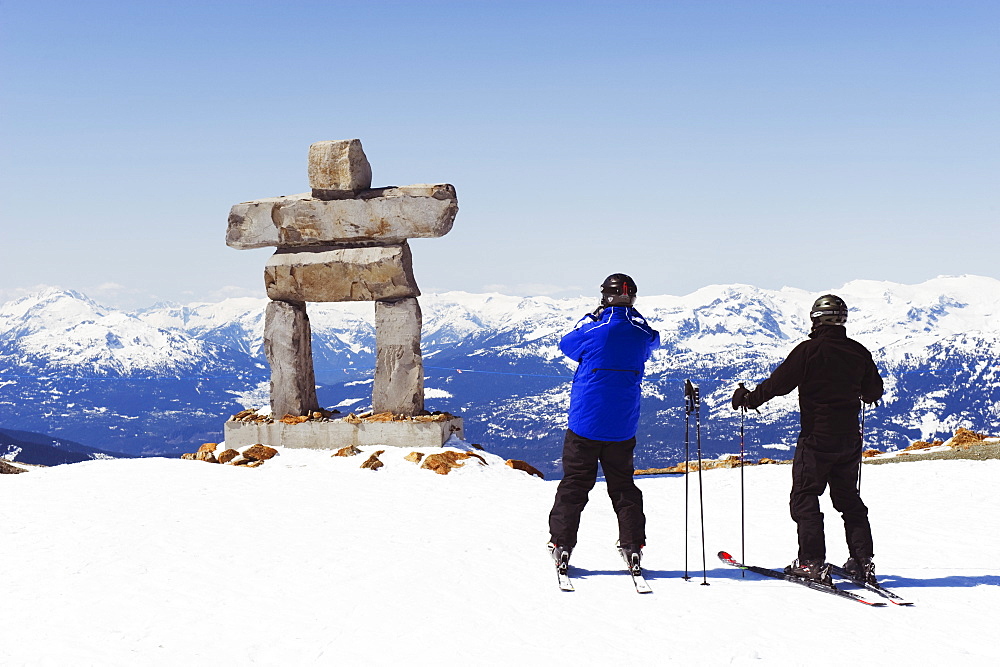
xmin=548 ymin=274 xmax=660 ymax=572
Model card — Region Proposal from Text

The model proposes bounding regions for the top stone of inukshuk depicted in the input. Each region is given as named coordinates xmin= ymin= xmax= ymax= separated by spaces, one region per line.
xmin=226 ymin=139 xmax=457 ymax=418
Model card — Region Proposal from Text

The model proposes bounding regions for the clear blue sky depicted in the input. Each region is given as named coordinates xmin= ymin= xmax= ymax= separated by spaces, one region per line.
xmin=2 ymin=0 xmax=997 ymax=307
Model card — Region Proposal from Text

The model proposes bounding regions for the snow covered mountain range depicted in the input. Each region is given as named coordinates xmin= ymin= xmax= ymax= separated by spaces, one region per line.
xmin=2 ymin=276 xmax=998 ymax=474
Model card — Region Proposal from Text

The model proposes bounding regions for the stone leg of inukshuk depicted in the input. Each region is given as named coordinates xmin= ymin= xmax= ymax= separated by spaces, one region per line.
xmin=374 ymin=297 xmax=424 ymax=416
xmin=264 ymin=299 xmax=320 ymax=417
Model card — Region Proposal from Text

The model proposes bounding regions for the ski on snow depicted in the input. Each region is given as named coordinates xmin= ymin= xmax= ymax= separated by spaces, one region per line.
xmin=718 ymin=551 xmax=886 ymax=607
xmin=829 ymin=564 xmax=914 ymax=606
xmin=552 ymin=552 xmax=652 ymax=593
xmin=554 ymin=568 xmax=649 ymax=593
xmin=553 ymin=550 xmax=574 ymax=592
xmin=627 ymin=569 xmax=653 ymax=594
xmin=556 ymin=569 xmax=575 ymax=591
xmin=618 ymin=548 xmax=653 ymax=594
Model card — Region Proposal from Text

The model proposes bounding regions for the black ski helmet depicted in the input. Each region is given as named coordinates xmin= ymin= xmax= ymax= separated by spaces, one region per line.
xmin=810 ymin=294 xmax=848 ymax=325
xmin=600 ymin=273 xmax=638 ymax=307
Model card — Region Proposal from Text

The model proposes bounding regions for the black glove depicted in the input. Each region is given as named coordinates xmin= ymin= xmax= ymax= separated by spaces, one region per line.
xmin=731 ymin=383 xmax=751 ymax=411
xmin=587 ymin=305 xmax=606 ymax=321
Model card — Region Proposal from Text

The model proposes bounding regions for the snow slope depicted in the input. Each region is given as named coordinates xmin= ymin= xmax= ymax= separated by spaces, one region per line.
xmin=2 ymin=449 xmax=998 ymax=665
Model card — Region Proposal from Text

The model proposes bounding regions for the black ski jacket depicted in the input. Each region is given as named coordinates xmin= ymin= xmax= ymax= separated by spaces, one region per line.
xmin=746 ymin=325 xmax=883 ymax=439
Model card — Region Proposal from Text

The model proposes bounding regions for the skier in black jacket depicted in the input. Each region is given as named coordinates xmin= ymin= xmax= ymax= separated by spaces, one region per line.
xmin=732 ymin=294 xmax=883 ymax=585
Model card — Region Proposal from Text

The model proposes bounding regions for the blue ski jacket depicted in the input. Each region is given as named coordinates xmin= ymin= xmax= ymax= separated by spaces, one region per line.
xmin=560 ymin=306 xmax=660 ymax=442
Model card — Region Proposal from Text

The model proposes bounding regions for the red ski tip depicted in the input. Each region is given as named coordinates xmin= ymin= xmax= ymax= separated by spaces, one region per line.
xmin=719 ymin=551 xmax=733 ymax=559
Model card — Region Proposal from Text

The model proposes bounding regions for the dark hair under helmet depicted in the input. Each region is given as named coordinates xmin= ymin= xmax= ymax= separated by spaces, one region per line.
xmin=810 ymin=294 xmax=848 ymax=325
xmin=600 ymin=273 xmax=638 ymax=307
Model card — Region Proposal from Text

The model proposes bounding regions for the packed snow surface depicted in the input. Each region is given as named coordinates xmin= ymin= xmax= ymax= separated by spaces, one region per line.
xmin=2 ymin=449 xmax=999 ymax=665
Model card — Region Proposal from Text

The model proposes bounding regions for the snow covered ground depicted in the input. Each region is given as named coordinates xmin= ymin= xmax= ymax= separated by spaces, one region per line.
xmin=3 ymin=448 xmax=999 ymax=666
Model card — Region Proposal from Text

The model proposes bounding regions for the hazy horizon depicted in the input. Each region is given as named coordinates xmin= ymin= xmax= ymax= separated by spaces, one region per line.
xmin=4 ymin=273 xmax=997 ymax=312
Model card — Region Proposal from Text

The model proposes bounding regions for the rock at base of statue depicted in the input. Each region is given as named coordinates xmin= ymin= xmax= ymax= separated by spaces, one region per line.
xmin=373 ymin=297 xmax=424 ymax=416
xmin=264 ymin=242 xmax=419 ymax=302
xmin=264 ymin=300 xmax=320 ymax=417
xmin=223 ymin=416 xmax=464 ymax=450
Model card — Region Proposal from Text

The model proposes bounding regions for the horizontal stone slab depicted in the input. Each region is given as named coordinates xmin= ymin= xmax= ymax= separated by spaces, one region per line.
xmin=264 ymin=243 xmax=420 ymax=302
xmin=226 ymin=184 xmax=458 ymax=249
xmin=223 ymin=417 xmax=464 ymax=450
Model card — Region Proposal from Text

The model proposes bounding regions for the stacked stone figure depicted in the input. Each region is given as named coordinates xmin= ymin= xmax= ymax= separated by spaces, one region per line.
xmin=227 ymin=139 xmax=458 ymax=418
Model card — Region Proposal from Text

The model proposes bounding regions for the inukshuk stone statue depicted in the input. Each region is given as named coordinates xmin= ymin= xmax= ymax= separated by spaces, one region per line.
xmin=226 ymin=139 xmax=458 ymax=419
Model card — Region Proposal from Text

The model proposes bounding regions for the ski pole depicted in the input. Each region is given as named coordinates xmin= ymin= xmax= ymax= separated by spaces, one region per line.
xmin=739 ymin=385 xmax=746 ymax=578
xmin=683 ymin=380 xmax=695 ymax=580
xmin=858 ymin=402 xmax=867 ymax=492
xmin=691 ymin=381 xmax=710 ymax=586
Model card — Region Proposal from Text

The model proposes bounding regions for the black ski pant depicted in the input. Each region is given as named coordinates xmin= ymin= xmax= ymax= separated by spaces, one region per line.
xmin=790 ymin=434 xmax=874 ymax=562
xmin=548 ymin=429 xmax=646 ymax=549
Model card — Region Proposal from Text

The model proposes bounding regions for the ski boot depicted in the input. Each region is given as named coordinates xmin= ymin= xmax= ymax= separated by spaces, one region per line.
xmin=547 ymin=542 xmax=572 ymax=575
xmin=617 ymin=541 xmax=644 ymax=576
xmin=784 ymin=558 xmax=833 ymax=586
xmin=842 ymin=556 xmax=877 ymax=585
